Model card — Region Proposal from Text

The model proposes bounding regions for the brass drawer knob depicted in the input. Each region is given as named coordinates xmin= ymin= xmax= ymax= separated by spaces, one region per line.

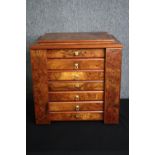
xmin=75 ymin=95 xmax=79 ymax=101
xmin=75 ymin=105 xmax=80 ymax=111
xmin=74 ymin=74 xmax=79 ymax=80
xmin=75 ymin=83 xmax=80 ymax=88
xmin=74 ymin=51 xmax=79 ymax=56
xmin=75 ymin=114 xmax=80 ymax=118
xmin=74 ymin=63 xmax=79 ymax=69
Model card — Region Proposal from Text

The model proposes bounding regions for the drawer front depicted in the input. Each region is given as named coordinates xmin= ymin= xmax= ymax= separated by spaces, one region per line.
xmin=47 ymin=49 xmax=105 ymax=58
xmin=47 ymin=59 xmax=104 ymax=70
xmin=49 ymin=111 xmax=103 ymax=121
xmin=48 ymin=71 xmax=104 ymax=81
xmin=48 ymin=91 xmax=104 ymax=101
xmin=48 ymin=81 xmax=104 ymax=91
xmin=48 ymin=101 xmax=104 ymax=112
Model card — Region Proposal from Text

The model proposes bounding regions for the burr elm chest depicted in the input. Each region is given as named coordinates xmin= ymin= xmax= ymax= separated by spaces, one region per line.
xmin=30 ymin=32 xmax=123 ymax=124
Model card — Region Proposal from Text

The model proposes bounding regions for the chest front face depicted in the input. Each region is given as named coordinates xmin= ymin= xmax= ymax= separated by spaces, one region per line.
xmin=30 ymin=32 xmax=122 ymax=124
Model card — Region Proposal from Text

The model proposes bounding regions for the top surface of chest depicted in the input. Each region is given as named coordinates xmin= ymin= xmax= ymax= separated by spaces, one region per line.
xmin=31 ymin=32 xmax=123 ymax=49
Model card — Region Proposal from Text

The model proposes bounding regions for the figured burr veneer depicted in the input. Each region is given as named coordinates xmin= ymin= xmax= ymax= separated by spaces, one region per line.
xmin=47 ymin=49 xmax=105 ymax=58
xmin=30 ymin=32 xmax=123 ymax=124
xmin=48 ymin=81 xmax=104 ymax=91
xmin=48 ymin=91 xmax=104 ymax=102
xmin=48 ymin=101 xmax=104 ymax=112
xmin=48 ymin=71 xmax=104 ymax=81
xmin=47 ymin=59 xmax=104 ymax=70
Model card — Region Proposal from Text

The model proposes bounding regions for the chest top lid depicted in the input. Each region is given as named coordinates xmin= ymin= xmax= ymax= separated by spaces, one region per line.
xmin=38 ymin=32 xmax=115 ymax=43
xmin=31 ymin=32 xmax=123 ymax=49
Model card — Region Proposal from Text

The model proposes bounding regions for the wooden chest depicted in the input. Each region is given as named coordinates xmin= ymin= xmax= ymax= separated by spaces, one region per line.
xmin=30 ymin=32 xmax=123 ymax=124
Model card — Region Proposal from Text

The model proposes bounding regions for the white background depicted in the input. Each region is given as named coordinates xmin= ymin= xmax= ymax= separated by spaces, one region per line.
xmin=0 ymin=0 xmax=155 ymax=154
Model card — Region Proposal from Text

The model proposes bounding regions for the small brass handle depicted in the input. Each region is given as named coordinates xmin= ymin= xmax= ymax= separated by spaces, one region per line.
xmin=75 ymin=105 xmax=80 ymax=111
xmin=75 ymin=83 xmax=80 ymax=88
xmin=75 ymin=114 xmax=80 ymax=118
xmin=74 ymin=51 xmax=79 ymax=56
xmin=74 ymin=74 xmax=79 ymax=80
xmin=74 ymin=63 xmax=79 ymax=69
xmin=75 ymin=95 xmax=79 ymax=101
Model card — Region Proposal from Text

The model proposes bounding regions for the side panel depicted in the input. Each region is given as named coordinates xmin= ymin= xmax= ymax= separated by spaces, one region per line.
xmin=30 ymin=50 xmax=49 ymax=124
xmin=104 ymin=48 xmax=122 ymax=124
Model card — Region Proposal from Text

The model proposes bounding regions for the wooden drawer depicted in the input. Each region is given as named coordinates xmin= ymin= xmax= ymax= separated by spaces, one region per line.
xmin=48 ymin=71 xmax=104 ymax=81
xmin=48 ymin=101 xmax=104 ymax=112
xmin=48 ymin=81 xmax=104 ymax=91
xmin=48 ymin=111 xmax=103 ymax=121
xmin=47 ymin=49 xmax=105 ymax=58
xmin=47 ymin=59 xmax=104 ymax=70
xmin=48 ymin=91 xmax=104 ymax=101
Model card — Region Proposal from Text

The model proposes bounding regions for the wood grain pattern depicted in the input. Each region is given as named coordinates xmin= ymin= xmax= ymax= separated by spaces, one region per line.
xmin=47 ymin=49 xmax=105 ymax=58
xmin=48 ymin=81 xmax=104 ymax=91
xmin=31 ymin=43 xmax=123 ymax=49
xmin=48 ymin=70 xmax=104 ymax=81
xmin=48 ymin=101 xmax=104 ymax=112
xmin=31 ymin=44 xmax=123 ymax=49
xmin=104 ymin=48 xmax=122 ymax=124
xmin=30 ymin=50 xmax=49 ymax=124
xmin=49 ymin=111 xmax=103 ymax=121
xmin=47 ymin=59 xmax=104 ymax=70
xmin=48 ymin=91 xmax=104 ymax=101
